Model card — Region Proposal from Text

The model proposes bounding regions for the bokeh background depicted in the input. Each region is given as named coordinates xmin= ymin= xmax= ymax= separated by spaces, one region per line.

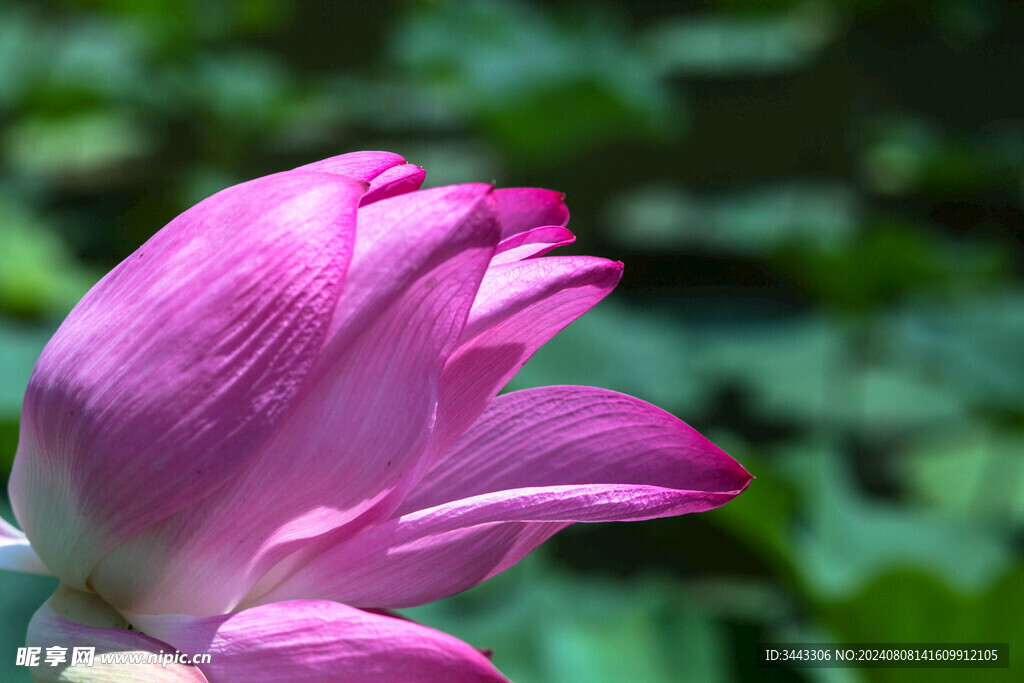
xmin=1 ymin=1 xmax=1022 ymax=681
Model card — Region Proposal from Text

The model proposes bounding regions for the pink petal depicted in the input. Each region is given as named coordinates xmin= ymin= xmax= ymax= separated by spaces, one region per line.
xmin=294 ymin=150 xmax=408 ymax=182
xmin=88 ymin=185 xmax=501 ymax=616
xmin=362 ymin=164 xmax=427 ymax=205
xmin=493 ymin=188 xmax=569 ymax=240
xmin=295 ymin=151 xmax=425 ymax=204
xmin=491 ymin=225 xmax=576 ymax=265
xmin=27 ymin=593 xmax=209 ymax=681
xmin=257 ymin=387 xmax=751 ymax=608
xmin=130 ymin=601 xmax=508 ymax=682
xmin=10 ymin=172 xmax=365 ymax=591
xmin=434 ymin=256 xmax=622 ymax=452
xmin=0 ymin=516 xmax=50 ymax=575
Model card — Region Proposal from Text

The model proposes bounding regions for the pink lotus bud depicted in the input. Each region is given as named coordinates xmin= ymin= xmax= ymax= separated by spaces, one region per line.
xmin=2 ymin=152 xmax=750 ymax=681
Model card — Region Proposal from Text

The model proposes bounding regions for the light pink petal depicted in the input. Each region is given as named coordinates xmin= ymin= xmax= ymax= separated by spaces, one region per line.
xmin=27 ymin=594 xmax=209 ymax=681
xmin=89 ymin=185 xmax=501 ymax=616
xmin=0 ymin=516 xmax=50 ymax=575
xmin=493 ymin=188 xmax=569 ymax=240
xmin=434 ymin=256 xmax=622 ymax=452
xmin=130 ymin=601 xmax=507 ymax=682
xmin=9 ymin=172 xmax=364 ymax=591
xmin=490 ymin=225 xmax=576 ymax=265
xmin=257 ymin=386 xmax=751 ymax=608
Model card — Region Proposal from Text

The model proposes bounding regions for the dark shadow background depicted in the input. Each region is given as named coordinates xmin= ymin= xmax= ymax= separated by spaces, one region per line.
xmin=1 ymin=1 xmax=1022 ymax=681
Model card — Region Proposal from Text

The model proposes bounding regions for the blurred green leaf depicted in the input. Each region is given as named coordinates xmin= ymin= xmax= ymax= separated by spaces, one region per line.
xmin=0 ymin=499 xmax=59 ymax=683
xmin=859 ymin=114 xmax=1005 ymax=195
xmin=392 ymin=0 xmax=681 ymax=160
xmin=709 ymin=451 xmax=800 ymax=575
xmin=780 ymin=443 xmax=1013 ymax=598
xmin=69 ymin=0 xmax=289 ymax=45
xmin=606 ymin=181 xmax=859 ymax=254
xmin=0 ymin=322 xmax=51 ymax=420
xmin=5 ymin=110 xmax=153 ymax=186
xmin=513 ymin=302 xmax=966 ymax=435
xmin=407 ymin=554 xmax=735 ymax=683
xmin=188 ymin=51 xmax=291 ymax=127
xmin=0 ymin=418 xmax=18 ymax=479
xmin=506 ymin=302 xmax=706 ymax=415
xmin=778 ymin=222 xmax=1010 ymax=310
xmin=0 ymin=6 xmax=37 ymax=107
xmin=717 ymin=435 xmax=1016 ymax=608
xmin=821 ymin=567 xmax=1023 ymax=683
xmin=642 ymin=5 xmax=839 ymax=76
xmin=396 ymin=142 xmax=501 ymax=190
xmin=900 ymin=423 xmax=1024 ymax=523
xmin=0 ymin=567 xmax=59 ymax=683
xmin=881 ymin=290 xmax=1024 ymax=411
xmin=0 ymin=197 xmax=97 ymax=318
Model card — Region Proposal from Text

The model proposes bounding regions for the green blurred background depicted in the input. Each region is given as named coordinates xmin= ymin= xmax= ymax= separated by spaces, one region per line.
xmin=1 ymin=0 xmax=1022 ymax=681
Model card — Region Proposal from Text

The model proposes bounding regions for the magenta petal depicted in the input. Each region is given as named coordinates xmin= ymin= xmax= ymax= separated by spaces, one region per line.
xmin=0 ymin=516 xmax=50 ymax=575
xmin=411 ymin=386 xmax=752 ymax=511
xmin=434 ymin=256 xmax=622 ymax=452
xmin=27 ymin=594 xmax=209 ymax=681
xmin=257 ymin=386 xmax=751 ymax=608
xmin=240 ymin=183 xmax=500 ymax=556
xmin=87 ymin=184 xmax=501 ymax=617
xmin=9 ymin=172 xmax=364 ymax=591
xmin=294 ymin=150 xmax=408 ymax=182
xmin=295 ymin=152 xmax=425 ymax=203
xmin=362 ymin=163 xmax=427 ymax=205
xmin=130 ymin=601 xmax=507 ymax=682
xmin=491 ymin=225 xmax=576 ymax=265
xmin=493 ymin=188 xmax=569 ymax=239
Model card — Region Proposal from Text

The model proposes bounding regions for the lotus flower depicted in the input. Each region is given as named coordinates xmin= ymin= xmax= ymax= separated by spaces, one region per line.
xmin=0 ymin=151 xmax=751 ymax=681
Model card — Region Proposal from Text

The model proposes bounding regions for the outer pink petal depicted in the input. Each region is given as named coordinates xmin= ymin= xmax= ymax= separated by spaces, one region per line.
xmin=493 ymin=188 xmax=569 ymax=240
xmin=27 ymin=596 xmax=209 ymax=681
xmin=434 ymin=256 xmax=622 ymax=452
xmin=129 ymin=601 xmax=508 ymax=682
xmin=10 ymin=172 xmax=364 ymax=590
xmin=257 ymin=386 xmax=751 ymax=608
xmin=0 ymin=515 xmax=50 ymax=575
xmin=88 ymin=185 xmax=501 ymax=616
